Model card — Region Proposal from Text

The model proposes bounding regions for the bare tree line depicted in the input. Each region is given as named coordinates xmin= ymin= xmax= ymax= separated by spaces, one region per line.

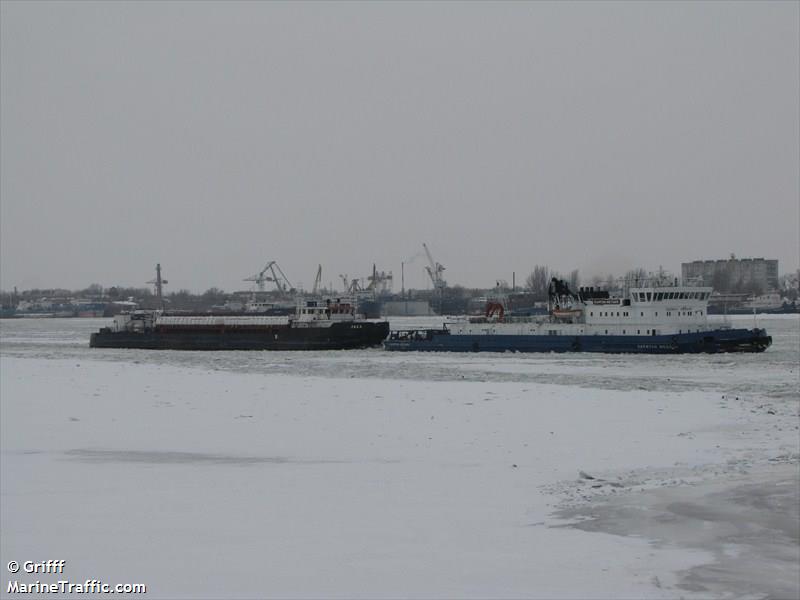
xmin=522 ymin=265 xmax=675 ymax=302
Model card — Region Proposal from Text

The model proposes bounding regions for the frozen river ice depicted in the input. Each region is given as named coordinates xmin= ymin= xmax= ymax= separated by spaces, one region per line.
xmin=1 ymin=315 xmax=798 ymax=598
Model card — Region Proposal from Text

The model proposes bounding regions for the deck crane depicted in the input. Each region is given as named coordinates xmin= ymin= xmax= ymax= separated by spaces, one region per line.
xmin=423 ymin=243 xmax=446 ymax=290
xmin=312 ymin=264 xmax=322 ymax=296
xmin=243 ymin=261 xmax=293 ymax=293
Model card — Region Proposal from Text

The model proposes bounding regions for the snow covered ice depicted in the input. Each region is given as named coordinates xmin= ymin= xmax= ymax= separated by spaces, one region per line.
xmin=1 ymin=315 xmax=798 ymax=598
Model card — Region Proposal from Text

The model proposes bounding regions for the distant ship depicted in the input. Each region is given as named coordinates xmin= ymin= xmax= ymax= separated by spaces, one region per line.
xmin=90 ymin=299 xmax=389 ymax=350
xmin=706 ymin=292 xmax=798 ymax=315
xmin=385 ymin=280 xmax=772 ymax=354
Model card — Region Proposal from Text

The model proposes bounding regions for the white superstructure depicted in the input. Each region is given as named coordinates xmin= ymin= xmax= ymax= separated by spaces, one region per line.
xmin=448 ymin=286 xmax=716 ymax=338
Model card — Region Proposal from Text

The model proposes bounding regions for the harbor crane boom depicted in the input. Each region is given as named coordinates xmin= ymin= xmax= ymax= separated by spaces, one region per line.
xmin=339 ymin=274 xmax=362 ymax=294
xmin=312 ymin=264 xmax=322 ymax=296
xmin=244 ymin=261 xmax=293 ymax=293
xmin=423 ymin=243 xmax=446 ymax=289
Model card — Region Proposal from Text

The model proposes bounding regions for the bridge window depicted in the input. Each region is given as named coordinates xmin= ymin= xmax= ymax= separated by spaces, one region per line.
xmin=655 ymin=312 xmax=658 ymax=316
xmin=640 ymin=312 xmax=644 ymax=316
xmin=646 ymin=293 xmax=652 ymax=301
xmin=590 ymin=312 xmax=593 ymax=316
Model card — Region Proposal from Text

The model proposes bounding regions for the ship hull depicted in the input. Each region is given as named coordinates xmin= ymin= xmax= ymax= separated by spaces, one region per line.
xmin=90 ymin=321 xmax=390 ymax=350
xmin=384 ymin=328 xmax=771 ymax=354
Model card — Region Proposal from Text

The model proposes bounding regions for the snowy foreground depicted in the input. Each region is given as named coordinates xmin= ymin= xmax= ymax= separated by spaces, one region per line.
xmin=1 ymin=342 xmax=798 ymax=598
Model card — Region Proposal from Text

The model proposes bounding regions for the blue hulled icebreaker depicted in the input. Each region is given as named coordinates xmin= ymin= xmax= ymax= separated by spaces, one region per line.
xmin=385 ymin=278 xmax=771 ymax=354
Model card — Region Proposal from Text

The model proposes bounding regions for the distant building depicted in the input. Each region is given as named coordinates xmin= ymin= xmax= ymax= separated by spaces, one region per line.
xmin=681 ymin=257 xmax=779 ymax=292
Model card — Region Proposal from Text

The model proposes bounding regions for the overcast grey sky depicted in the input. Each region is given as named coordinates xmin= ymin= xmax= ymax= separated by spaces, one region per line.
xmin=2 ymin=1 xmax=798 ymax=293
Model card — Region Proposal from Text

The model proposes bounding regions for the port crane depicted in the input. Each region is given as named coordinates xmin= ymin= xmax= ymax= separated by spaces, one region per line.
xmin=146 ymin=263 xmax=168 ymax=308
xmin=244 ymin=261 xmax=293 ymax=293
xmin=312 ymin=265 xmax=322 ymax=296
xmin=423 ymin=243 xmax=446 ymax=290
xmin=366 ymin=264 xmax=393 ymax=294
xmin=339 ymin=274 xmax=362 ymax=294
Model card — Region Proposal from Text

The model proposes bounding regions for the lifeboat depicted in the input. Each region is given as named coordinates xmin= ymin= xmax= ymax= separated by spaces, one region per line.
xmin=551 ymin=307 xmax=582 ymax=320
